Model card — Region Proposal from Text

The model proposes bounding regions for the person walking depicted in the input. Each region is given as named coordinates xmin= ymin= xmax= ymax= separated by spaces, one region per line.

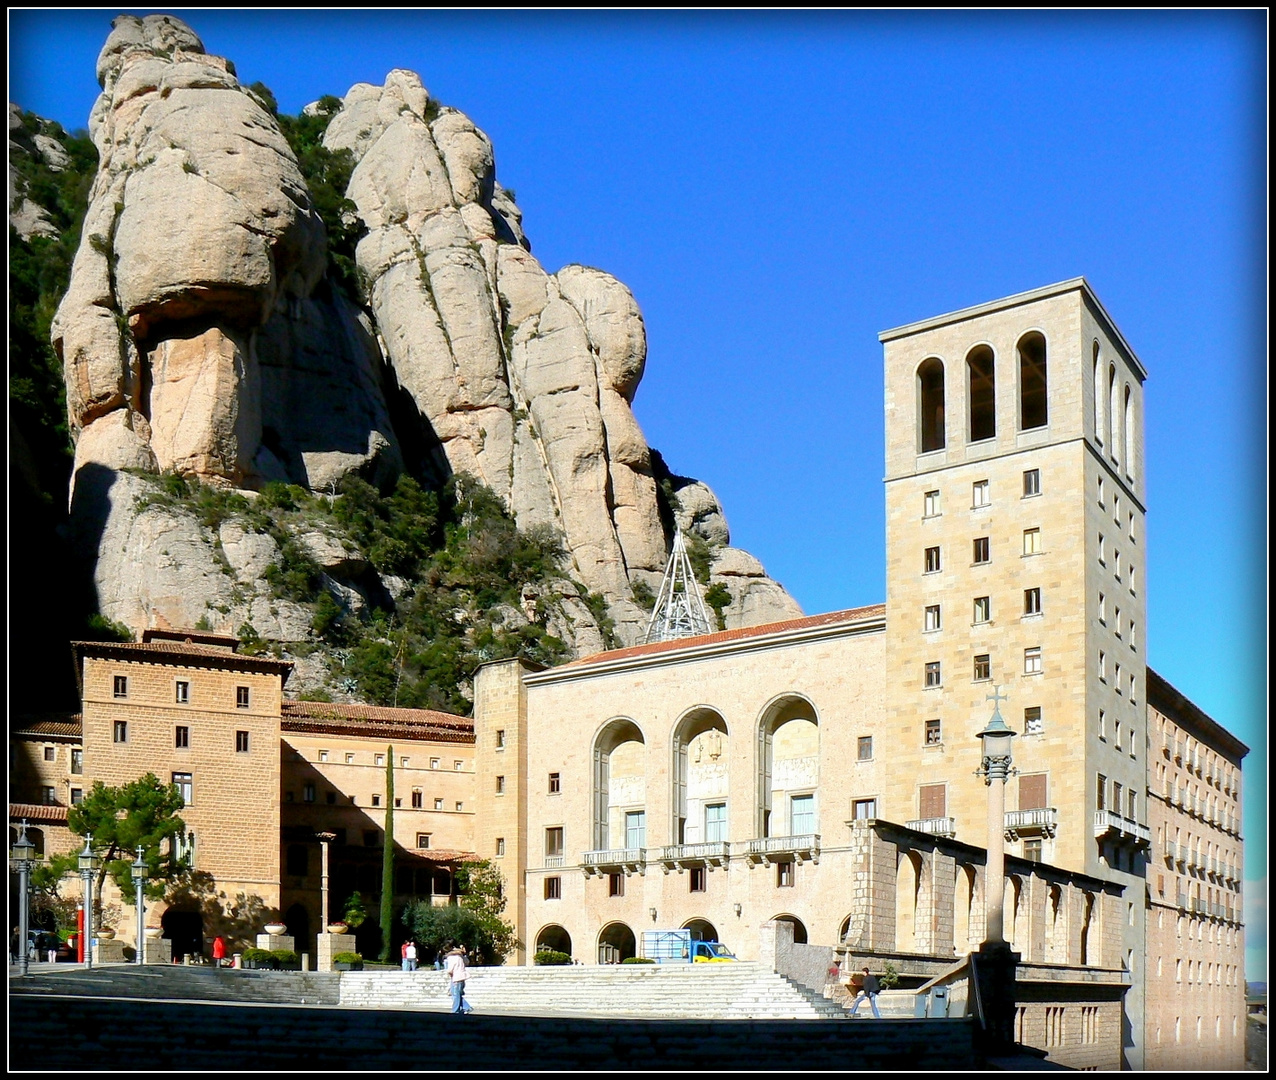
xmin=212 ymin=935 xmax=227 ymax=968
xmin=405 ymin=939 xmax=418 ymax=972
xmin=444 ymin=945 xmax=473 ymax=1014
xmin=848 ymin=966 xmax=882 ymax=1018
xmin=401 ymin=939 xmax=411 ymax=972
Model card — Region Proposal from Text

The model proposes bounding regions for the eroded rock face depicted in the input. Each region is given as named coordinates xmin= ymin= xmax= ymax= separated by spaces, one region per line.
xmin=9 ymin=103 xmax=65 ymax=241
xmin=53 ymin=15 xmax=801 ymax=654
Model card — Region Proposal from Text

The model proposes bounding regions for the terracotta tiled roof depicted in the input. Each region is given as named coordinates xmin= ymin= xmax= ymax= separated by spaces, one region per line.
xmin=12 ymin=714 xmax=82 ymax=739
xmin=10 ymin=803 xmax=70 ymax=824
xmin=562 ymin=604 xmax=887 ymax=669
xmin=401 ymin=848 xmax=477 ymax=864
xmin=282 ymin=700 xmax=475 ymax=744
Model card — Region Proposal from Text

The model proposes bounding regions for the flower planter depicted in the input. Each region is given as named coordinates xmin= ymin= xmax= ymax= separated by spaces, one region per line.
xmin=326 ymin=922 xmax=349 ymax=935
xmin=144 ymin=927 xmax=163 ymax=940
xmin=263 ymin=923 xmax=287 ymax=936
xmin=97 ymin=928 xmax=116 ymax=940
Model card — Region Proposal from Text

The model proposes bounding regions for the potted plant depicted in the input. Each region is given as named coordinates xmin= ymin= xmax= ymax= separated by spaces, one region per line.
xmin=97 ymin=927 xmax=116 ymax=940
xmin=144 ymin=926 xmax=163 ymax=940
xmin=263 ymin=922 xmax=287 ymax=936
xmin=340 ymin=893 xmax=368 ymax=931
xmin=270 ymin=948 xmax=301 ymax=971
xmin=332 ymin=950 xmax=363 ymax=972
xmin=326 ymin=921 xmax=349 ymax=935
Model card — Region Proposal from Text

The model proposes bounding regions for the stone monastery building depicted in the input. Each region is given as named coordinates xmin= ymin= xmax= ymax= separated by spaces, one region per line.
xmin=11 ymin=280 xmax=1247 ymax=1070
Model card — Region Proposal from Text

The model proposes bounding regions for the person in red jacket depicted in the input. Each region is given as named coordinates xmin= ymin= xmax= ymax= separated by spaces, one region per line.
xmin=212 ymin=935 xmax=227 ymax=967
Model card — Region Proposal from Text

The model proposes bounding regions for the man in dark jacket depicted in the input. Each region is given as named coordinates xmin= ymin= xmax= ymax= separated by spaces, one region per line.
xmin=849 ymin=966 xmax=882 ymax=1018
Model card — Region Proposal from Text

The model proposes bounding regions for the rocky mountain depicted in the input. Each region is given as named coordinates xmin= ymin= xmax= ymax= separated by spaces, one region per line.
xmin=17 ymin=13 xmax=801 ymax=705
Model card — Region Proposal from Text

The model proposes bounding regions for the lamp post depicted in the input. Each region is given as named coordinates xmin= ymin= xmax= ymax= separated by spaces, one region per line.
xmin=78 ymin=834 xmax=101 ymax=970
xmin=11 ymin=821 xmax=36 ymax=976
xmin=131 ymin=846 xmax=148 ymax=966
xmin=976 ymin=686 xmax=1016 ymax=946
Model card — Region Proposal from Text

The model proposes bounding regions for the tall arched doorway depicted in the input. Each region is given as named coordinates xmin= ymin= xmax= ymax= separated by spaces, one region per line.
xmin=772 ymin=914 xmax=808 ymax=944
xmin=536 ymin=924 xmax=572 ymax=959
xmin=671 ymin=707 xmax=729 ymax=846
xmin=593 ymin=718 xmax=646 ymax=852
xmin=756 ymin=695 xmax=819 ymax=840
xmin=683 ymin=918 xmax=718 ymax=943
xmin=597 ymin=922 xmax=636 ymax=964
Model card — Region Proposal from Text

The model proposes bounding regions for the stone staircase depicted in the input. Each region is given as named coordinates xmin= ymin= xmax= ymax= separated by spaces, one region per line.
xmin=339 ymin=961 xmax=844 ymax=1019
xmin=10 ymin=964 xmax=341 ymax=1005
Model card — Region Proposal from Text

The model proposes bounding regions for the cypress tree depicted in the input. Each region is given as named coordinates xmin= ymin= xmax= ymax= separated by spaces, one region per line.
xmin=379 ymin=744 xmax=394 ymax=961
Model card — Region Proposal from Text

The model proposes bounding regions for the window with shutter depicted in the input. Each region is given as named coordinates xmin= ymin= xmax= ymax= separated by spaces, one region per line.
xmin=1019 ymin=773 xmax=1048 ymax=810
xmin=919 ymin=784 xmax=946 ymax=819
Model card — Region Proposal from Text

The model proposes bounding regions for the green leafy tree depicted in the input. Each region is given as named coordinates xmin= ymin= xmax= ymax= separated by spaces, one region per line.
xmin=341 ymin=892 xmax=369 ymax=929
xmin=454 ymin=859 xmax=521 ymax=963
xmin=380 ymin=745 xmax=394 ymax=961
xmin=703 ymin=582 xmax=732 ymax=631
xmin=39 ymin=774 xmax=187 ymax=916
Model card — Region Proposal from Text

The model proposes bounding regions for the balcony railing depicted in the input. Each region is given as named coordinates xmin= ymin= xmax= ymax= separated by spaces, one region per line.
xmin=905 ymin=817 xmax=957 ymax=838
xmin=743 ymin=833 xmax=821 ymax=865
xmin=581 ymin=847 xmax=646 ymax=875
xmin=543 ymin=855 xmax=564 ymax=868
xmin=1162 ymin=735 xmax=1172 ymax=758
xmin=1093 ymin=811 xmax=1150 ymax=845
xmin=654 ymin=842 xmax=730 ymax=871
xmin=1164 ymin=841 xmax=1177 ymax=862
xmin=1004 ymin=807 xmax=1058 ymax=840
xmin=1176 ymin=893 xmax=1189 ymax=911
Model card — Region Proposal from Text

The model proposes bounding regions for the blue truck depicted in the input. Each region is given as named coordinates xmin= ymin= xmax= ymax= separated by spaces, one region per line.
xmin=641 ymin=929 xmax=738 ymax=964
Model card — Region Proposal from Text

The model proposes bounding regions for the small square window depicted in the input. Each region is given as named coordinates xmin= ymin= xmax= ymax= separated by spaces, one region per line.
xmin=1024 ymin=588 xmax=1041 ymax=616
xmin=42 ymin=786 xmax=56 ymax=805
xmin=925 ymin=719 xmax=942 ymax=746
xmin=236 ymin=730 xmax=250 ymax=753
xmin=70 ymin=788 xmax=83 ymax=805
xmin=973 ymin=654 xmax=991 ymax=681
xmin=455 ymin=801 xmax=463 ymax=812
xmin=345 ymin=752 xmax=355 ymax=764
xmin=690 ymin=867 xmax=707 ymax=893
xmin=496 ymin=775 xmax=506 ymax=795
xmin=328 ymin=792 xmax=338 ymax=805
xmin=173 ymin=772 xmax=193 ymax=805
xmin=924 ymin=546 xmax=941 ymax=573
xmin=364 ymin=831 xmax=379 ymax=848
xmin=430 ymin=758 xmax=440 ymax=770
xmin=43 ymin=746 xmax=56 ymax=762
xmin=434 ymin=798 xmax=443 ymax=810
xmin=924 ymin=604 xmax=941 ymax=632
xmin=496 ymin=729 xmax=506 ymax=749
xmin=175 ymin=681 xmax=190 ymax=704
xmin=923 ymin=490 xmax=940 ymax=517
xmin=1023 ymin=528 xmax=1042 ymax=556
xmin=776 ymin=862 xmax=794 ymax=887
xmin=1024 ymin=647 xmax=1042 ymax=675
xmin=319 ymin=749 xmax=329 ymax=762
xmin=303 ymin=783 xmax=315 ymax=803
xmin=1024 ymin=707 xmax=1043 ymax=736
xmin=496 ymin=837 xmax=506 ymax=857
xmin=609 ymin=872 xmax=625 ymax=897
xmin=852 ymin=798 xmax=877 ymax=820
xmin=401 ymin=757 xmax=409 ymax=768
xmin=376 ymin=754 xmax=385 ymax=766
xmin=113 ymin=675 xmax=128 ymax=698
xmin=924 ymin=661 xmax=941 ymax=688
xmin=973 ymin=537 xmax=990 ymax=564
xmin=973 ymin=596 xmax=990 ymax=623
xmin=454 ymin=761 xmax=463 ymax=771
xmin=417 ymin=833 xmax=432 ymax=849
xmin=545 ymin=876 xmax=562 ymax=900
xmin=857 ymin=736 xmax=873 ymax=761
xmin=1024 ymin=838 xmax=1043 ymax=862
xmin=549 ymin=772 xmax=561 ymax=794
xmin=972 ymin=479 xmax=990 ymax=508
xmin=1023 ymin=469 xmax=1041 ymax=497
xmin=113 ymin=720 xmax=128 ymax=744
xmin=412 ymin=790 xmax=423 ymax=808
xmin=372 ymin=794 xmax=382 ymax=807
xmin=174 ymin=726 xmax=189 ymax=749
xmin=236 ymin=685 xmax=250 ymax=709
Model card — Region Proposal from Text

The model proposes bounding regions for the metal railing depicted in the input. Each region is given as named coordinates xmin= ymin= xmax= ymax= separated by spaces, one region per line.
xmin=905 ymin=817 xmax=956 ymax=838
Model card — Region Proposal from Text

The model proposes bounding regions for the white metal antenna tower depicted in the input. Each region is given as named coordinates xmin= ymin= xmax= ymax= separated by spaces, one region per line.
xmin=643 ymin=529 xmax=713 ymax=644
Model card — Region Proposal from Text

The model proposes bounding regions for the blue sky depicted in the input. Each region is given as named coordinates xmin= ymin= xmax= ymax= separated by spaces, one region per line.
xmin=9 ymin=10 xmax=1266 ymax=979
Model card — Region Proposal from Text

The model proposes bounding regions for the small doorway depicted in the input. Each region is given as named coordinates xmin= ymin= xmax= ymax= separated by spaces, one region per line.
xmin=162 ymin=909 xmax=204 ymax=961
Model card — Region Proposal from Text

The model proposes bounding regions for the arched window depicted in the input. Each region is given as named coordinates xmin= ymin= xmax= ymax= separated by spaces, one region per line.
xmin=1017 ymin=332 xmax=1048 ymax=429
xmin=597 ymin=922 xmax=636 ymax=964
xmin=1124 ymin=385 xmax=1135 ymax=480
xmin=593 ymin=718 xmax=646 ymax=851
xmin=671 ymin=708 xmax=728 ymax=846
xmin=755 ymin=696 xmax=819 ymax=839
xmin=967 ymin=346 xmax=996 ymax=442
xmin=536 ymin=924 xmax=572 ymax=958
xmin=917 ymin=358 xmax=946 ymax=452
xmin=772 ymin=914 xmax=808 ymax=944
xmin=1092 ymin=342 xmax=1105 ymax=445
xmin=1109 ymin=365 xmax=1120 ymax=466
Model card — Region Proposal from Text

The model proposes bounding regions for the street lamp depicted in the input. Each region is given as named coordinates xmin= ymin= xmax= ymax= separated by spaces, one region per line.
xmin=78 ymin=834 xmax=101 ymax=970
xmin=976 ymin=686 xmax=1016 ymax=946
xmin=11 ymin=821 xmax=36 ymax=977
xmin=131 ymin=846 xmax=148 ymax=966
